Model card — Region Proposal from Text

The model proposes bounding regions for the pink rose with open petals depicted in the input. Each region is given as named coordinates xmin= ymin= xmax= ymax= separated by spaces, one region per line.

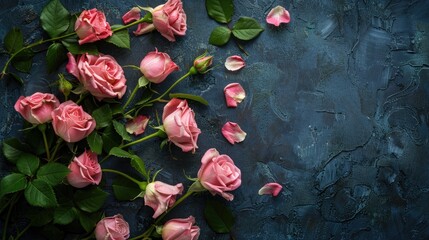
xmin=139 ymin=49 xmax=179 ymax=84
xmin=224 ymin=83 xmax=246 ymax=108
xmin=75 ymin=9 xmax=112 ymax=45
xmin=67 ymin=150 xmax=101 ymax=188
xmin=95 ymin=214 xmax=130 ymax=240
xmin=221 ymin=122 xmax=247 ymax=144
xmin=152 ymin=0 xmax=187 ymax=41
xmin=14 ymin=92 xmax=60 ymax=125
xmin=144 ymin=181 xmax=184 ymax=218
xmin=162 ymin=98 xmax=201 ymax=153
xmin=51 ymin=101 xmax=96 ymax=143
xmin=67 ymin=53 xmax=127 ymax=100
xmin=258 ymin=182 xmax=283 ymax=197
xmin=162 ymin=216 xmax=200 ymax=240
xmin=266 ymin=6 xmax=291 ymax=27
xmin=197 ymin=148 xmax=241 ymax=201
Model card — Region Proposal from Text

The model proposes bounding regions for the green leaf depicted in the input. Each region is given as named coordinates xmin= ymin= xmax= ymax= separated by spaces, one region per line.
xmin=169 ymin=93 xmax=209 ymax=106
xmin=112 ymin=177 xmax=141 ymax=201
xmin=4 ymin=28 xmax=23 ymax=53
xmin=92 ymin=105 xmax=112 ymax=129
xmin=138 ymin=76 xmax=150 ymax=88
xmin=232 ymin=17 xmax=264 ymax=41
xmin=2 ymin=138 xmax=29 ymax=163
xmin=109 ymin=147 xmax=133 ymax=158
xmin=54 ymin=205 xmax=77 ymax=225
xmin=79 ymin=211 xmax=102 ymax=232
xmin=74 ymin=187 xmax=108 ymax=213
xmin=113 ymin=120 xmax=132 ymax=142
xmin=16 ymin=153 xmax=40 ymax=176
xmin=209 ymin=26 xmax=231 ymax=46
xmin=37 ymin=163 xmax=70 ymax=186
xmin=12 ymin=58 xmax=32 ymax=73
xmin=101 ymin=125 xmax=122 ymax=153
xmin=0 ymin=173 xmax=27 ymax=197
xmin=87 ymin=132 xmax=103 ymax=154
xmin=8 ymin=72 xmax=24 ymax=85
xmin=105 ymin=29 xmax=130 ymax=49
xmin=46 ymin=42 xmax=67 ymax=73
xmin=61 ymin=40 xmax=98 ymax=55
xmin=204 ymin=199 xmax=234 ymax=233
xmin=24 ymin=179 xmax=58 ymax=208
xmin=27 ymin=207 xmax=54 ymax=226
xmin=130 ymin=156 xmax=147 ymax=178
xmin=205 ymin=0 xmax=234 ymax=23
xmin=40 ymin=0 xmax=70 ymax=37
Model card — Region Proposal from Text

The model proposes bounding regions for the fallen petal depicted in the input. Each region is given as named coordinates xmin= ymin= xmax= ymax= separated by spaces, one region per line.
xmin=266 ymin=5 xmax=291 ymax=27
xmin=134 ymin=22 xmax=156 ymax=36
xmin=222 ymin=122 xmax=247 ymax=144
xmin=258 ymin=182 xmax=283 ymax=197
xmin=122 ymin=7 xmax=141 ymax=24
xmin=224 ymin=83 xmax=246 ymax=108
xmin=125 ymin=115 xmax=150 ymax=136
xmin=225 ymin=55 xmax=245 ymax=71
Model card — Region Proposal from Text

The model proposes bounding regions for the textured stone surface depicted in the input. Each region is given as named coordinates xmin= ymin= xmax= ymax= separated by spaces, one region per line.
xmin=1 ymin=0 xmax=428 ymax=239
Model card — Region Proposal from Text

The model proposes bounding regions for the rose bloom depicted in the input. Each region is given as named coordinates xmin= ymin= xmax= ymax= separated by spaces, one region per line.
xmin=162 ymin=98 xmax=201 ymax=153
xmin=75 ymin=8 xmax=112 ymax=45
xmin=95 ymin=214 xmax=130 ymax=240
xmin=139 ymin=49 xmax=179 ymax=84
xmin=162 ymin=216 xmax=200 ymax=240
xmin=51 ymin=101 xmax=96 ymax=143
xmin=67 ymin=53 xmax=127 ymax=101
xmin=144 ymin=181 xmax=184 ymax=218
xmin=14 ymin=92 xmax=60 ymax=124
xmin=152 ymin=0 xmax=187 ymax=42
xmin=67 ymin=150 xmax=101 ymax=188
xmin=197 ymin=148 xmax=241 ymax=201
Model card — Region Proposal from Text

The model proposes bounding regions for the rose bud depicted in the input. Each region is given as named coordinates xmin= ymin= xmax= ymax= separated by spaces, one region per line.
xmin=75 ymin=8 xmax=112 ymax=45
xmin=95 ymin=214 xmax=130 ymax=240
xmin=162 ymin=98 xmax=201 ymax=153
xmin=14 ymin=92 xmax=60 ymax=125
xmin=139 ymin=49 xmax=179 ymax=84
xmin=67 ymin=150 xmax=101 ymax=188
xmin=58 ymin=76 xmax=73 ymax=99
xmin=144 ymin=181 xmax=184 ymax=218
xmin=197 ymin=148 xmax=241 ymax=201
xmin=51 ymin=101 xmax=96 ymax=143
xmin=193 ymin=52 xmax=213 ymax=74
xmin=161 ymin=216 xmax=200 ymax=240
xmin=151 ymin=0 xmax=187 ymax=42
xmin=66 ymin=53 xmax=127 ymax=101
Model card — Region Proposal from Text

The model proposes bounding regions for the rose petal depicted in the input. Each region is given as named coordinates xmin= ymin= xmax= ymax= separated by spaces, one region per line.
xmin=225 ymin=55 xmax=245 ymax=71
xmin=258 ymin=182 xmax=283 ymax=197
xmin=122 ymin=7 xmax=141 ymax=24
xmin=222 ymin=122 xmax=247 ymax=144
xmin=224 ymin=83 xmax=246 ymax=108
xmin=125 ymin=115 xmax=150 ymax=136
xmin=134 ymin=22 xmax=156 ymax=36
xmin=266 ymin=6 xmax=291 ymax=27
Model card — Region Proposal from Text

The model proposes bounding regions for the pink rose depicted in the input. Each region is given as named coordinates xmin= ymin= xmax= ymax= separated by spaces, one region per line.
xmin=162 ymin=216 xmax=200 ymax=240
xmin=67 ymin=53 xmax=127 ymax=100
xmin=197 ymin=148 xmax=241 ymax=201
xmin=14 ymin=92 xmax=60 ymax=124
xmin=162 ymin=98 xmax=201 ymax=153
xmin=67 ymin=150 xmax=101 ymax=188
xmin=152 ymin=0 xmax=187 ymax=42
xmin=51 ymin=101 xmax=96 ymax=143
xmin=144 ymin=181 xmax=184 ymax=218
xmin=75 ymin=8 xmax=112 ymax=45
xmin=139 ymin=49 xmax=179 ymax=84
xmin=95 ymin=214 xmax=130 ymax=240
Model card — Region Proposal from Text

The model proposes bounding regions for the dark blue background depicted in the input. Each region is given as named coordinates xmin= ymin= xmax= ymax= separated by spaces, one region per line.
xmin=1 ymin=0 xmax=429 ymax=239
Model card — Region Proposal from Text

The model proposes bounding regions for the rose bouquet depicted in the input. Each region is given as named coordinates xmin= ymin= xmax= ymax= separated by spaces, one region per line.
xmin=0 ymin=0 xmax=287 ymax=239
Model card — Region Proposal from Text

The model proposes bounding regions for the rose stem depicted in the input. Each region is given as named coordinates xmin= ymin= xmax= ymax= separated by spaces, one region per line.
xmin=49 ymin=138 xmax=63 ymax=162
xmin=120 ymin=129 xmax=163 ymax=149
xmin=38 ymin=124 xmax=51 ymax=160
xmin=122 ymin=82 xmax=140 ymax=111
xmin=111 ymin=13 xmax=152 ymax=33
xmin=2 ymin=192 xmax=21 ymax=240
xmin=13 ymin=223 xmax=31 ymax=240
xmin=147 ymin=70 xmax=194 ymax=104
xmin=131 ymin=190 xmax=195 ymax=239
xmin=102 ymin=169 xmax=142 ymax=186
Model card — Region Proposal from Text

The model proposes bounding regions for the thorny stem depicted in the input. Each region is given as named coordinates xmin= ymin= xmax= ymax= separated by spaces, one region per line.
xmin=39 ymin=124 xmax=51 ymax=161
xmin=147 ymin=70 xmax=193 ymax=104
xmin=120 ymin=130 xmax=163 ymax=149
xmin=122 ymin=83 xmax=140 ymax=111
xmin=2 ymin=193 xmax=20 ymax=240
xmin=102 ymin=169 xmax=142 ymax=186
xmin=49 ymin=138 xmax=63 ymax=162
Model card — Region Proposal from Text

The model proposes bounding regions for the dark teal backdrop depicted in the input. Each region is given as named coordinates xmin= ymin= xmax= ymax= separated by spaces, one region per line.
xmin=1 ymin=0 xmax=429 ymax=239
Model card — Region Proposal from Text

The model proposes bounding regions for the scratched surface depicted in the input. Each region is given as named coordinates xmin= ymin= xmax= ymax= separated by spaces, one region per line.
xmin=1 ymin=0 xmax=429 ymax=239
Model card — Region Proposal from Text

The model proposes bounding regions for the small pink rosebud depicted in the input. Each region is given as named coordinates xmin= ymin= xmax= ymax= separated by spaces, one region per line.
xmin=266 ymin=6 xmax=291 ymax=27
xmin=224 ymin=83 xmax=246 ymax=108
xmin=221 ymin=122 xmax=247 ymax=145
xmin=258 ymin=182 xmax=283 ymax=197
xmin=225 ymin=55 xmax=245 ymax=71
xmin=122 ymin=7 xmax=141 ymax=24
xmin=140 ymin=49 xmax=179 ymax=84
xmin=162 ymin=216 xmax=200 ymax=240
xmin=125 ymin=115 xmax=150 ymax=136
xmin=144 ymin=181 xmax=184 ymax=218
xmin=193 ymin=53 xmax=213 ymax=74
